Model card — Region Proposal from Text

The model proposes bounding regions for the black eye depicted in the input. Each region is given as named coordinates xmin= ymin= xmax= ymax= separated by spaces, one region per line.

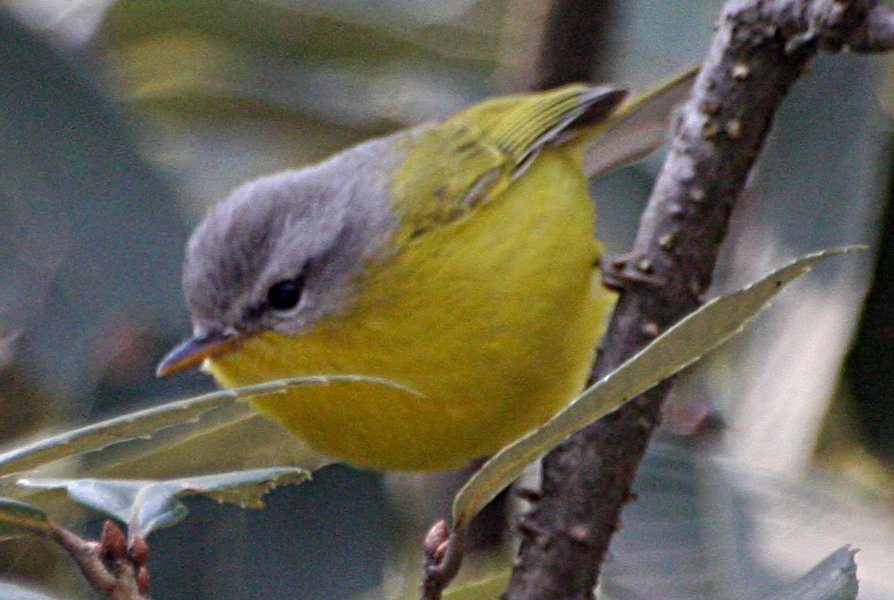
xmin=266 ymin=276 xmax=305 ymax=311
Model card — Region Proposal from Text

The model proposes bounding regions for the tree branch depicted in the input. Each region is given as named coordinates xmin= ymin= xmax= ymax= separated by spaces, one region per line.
xmin=505 ymin=0 xmax=894 ymax=597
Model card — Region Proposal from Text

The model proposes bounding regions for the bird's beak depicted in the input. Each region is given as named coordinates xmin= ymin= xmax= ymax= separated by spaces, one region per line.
xmin=156 ymin=331 xmax=241 ymax=377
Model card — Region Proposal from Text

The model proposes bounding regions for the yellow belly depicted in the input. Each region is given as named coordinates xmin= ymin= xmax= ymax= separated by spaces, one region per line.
xmin=206 ymin=148 xmax=615 ymax=470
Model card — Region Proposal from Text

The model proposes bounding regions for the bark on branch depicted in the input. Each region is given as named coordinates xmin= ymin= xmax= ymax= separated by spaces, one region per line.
xmin=505 ymin=1 xmax=894 ymax=598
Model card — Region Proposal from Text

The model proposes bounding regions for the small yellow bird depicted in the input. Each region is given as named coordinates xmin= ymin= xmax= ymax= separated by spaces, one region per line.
xmin=157 ymin=71 xmax=694 ymax=471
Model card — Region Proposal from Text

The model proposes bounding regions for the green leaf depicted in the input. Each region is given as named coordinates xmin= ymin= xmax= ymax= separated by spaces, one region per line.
xmin=19 ymin=467 xmax=309 ymax=539
xmin=442 ymin=572 xmax=511 ymax=599
xmin=768 ymin=545 xmax=858 ymax=600
xmin=0 ymin=497 xmax=52 ymax=538
xmin=0 ymin=374 xmax=415 ymax=478
xmin=452 ymin=247 xmax=865 ymax=527
xmin=81 ymin=407 xmax=328 ymax=480
xmin=381 ymin=570 xmax=512 ymax=600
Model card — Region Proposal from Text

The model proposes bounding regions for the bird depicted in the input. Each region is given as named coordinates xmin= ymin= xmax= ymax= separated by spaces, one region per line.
xmin=156 ymin=70 xmax=695 ymax=471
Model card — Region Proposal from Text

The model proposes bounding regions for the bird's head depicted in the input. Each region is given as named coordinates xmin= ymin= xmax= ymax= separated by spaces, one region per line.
xmin=157 ymin=148 xmax=396 ymax=376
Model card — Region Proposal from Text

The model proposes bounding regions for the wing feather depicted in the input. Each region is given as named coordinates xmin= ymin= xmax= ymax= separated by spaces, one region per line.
xmin=389 ymin=84 xmax=627 ymax=242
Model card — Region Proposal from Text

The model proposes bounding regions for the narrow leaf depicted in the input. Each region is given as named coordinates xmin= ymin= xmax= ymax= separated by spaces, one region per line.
xmin=0 ymin=498 xmax=52 ymax=537
xmin=453 ymin=247 xmax=864 ymax=527
xmin=81 ymin=405 xmax=330 ymax=481
xmin=767 ymin=545 xmax=858 ymax=600
xmin=443 ymin=572 xmax=511 ymax=599
xmin=172 ymin=468 xmax=310 ymax=508
xmin=19 ymin=467 xmax=309 ymax=539
xmin=0 ymin=374 xmax=415 ymax=477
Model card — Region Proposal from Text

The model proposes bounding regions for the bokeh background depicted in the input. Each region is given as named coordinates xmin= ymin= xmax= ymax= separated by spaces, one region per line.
xmin=0 ymin=0 xmax=893 ymax=598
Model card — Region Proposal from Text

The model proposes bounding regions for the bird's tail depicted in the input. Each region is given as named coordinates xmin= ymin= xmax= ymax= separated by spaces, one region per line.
xmin=570 ymin=66 xmax=698 ymax=179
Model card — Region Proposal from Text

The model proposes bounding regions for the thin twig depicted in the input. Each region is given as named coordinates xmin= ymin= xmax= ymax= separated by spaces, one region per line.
xmin=420 ymin=520 xmax=466 ymax=600
xmin=48 ymin=520 xmax=150 ymax=600
xmin=505 ymin=0 xmax=894 ymax=598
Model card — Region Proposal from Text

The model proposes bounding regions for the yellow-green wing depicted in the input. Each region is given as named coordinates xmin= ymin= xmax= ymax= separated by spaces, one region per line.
xmin=389 ymin=84 xmax=628 ymax=242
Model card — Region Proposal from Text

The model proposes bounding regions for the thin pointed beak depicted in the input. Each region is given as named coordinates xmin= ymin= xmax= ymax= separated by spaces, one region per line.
xmin=156 ymin=331 xmax=241 ymax=377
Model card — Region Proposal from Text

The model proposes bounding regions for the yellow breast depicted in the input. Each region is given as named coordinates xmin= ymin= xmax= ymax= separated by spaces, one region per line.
xmin=206 ymin=147 xmax=614 ymax=470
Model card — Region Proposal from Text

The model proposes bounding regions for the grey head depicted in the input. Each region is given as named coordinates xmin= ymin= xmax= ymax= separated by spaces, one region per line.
xmin=181 ymin=135 xmax=400 ymax=341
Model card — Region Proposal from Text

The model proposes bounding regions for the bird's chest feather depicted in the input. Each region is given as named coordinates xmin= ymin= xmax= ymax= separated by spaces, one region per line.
xmin=207 ymin=150 xmax=615 ymax=469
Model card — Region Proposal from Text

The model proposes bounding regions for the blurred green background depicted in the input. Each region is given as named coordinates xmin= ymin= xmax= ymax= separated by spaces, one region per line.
xmin=0 ymin=1 xmax=892 ymax=598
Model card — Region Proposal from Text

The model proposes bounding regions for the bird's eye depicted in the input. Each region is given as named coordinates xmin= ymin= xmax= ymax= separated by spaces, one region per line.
xmin=266 ymin=276 xmax=305 ymax=311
